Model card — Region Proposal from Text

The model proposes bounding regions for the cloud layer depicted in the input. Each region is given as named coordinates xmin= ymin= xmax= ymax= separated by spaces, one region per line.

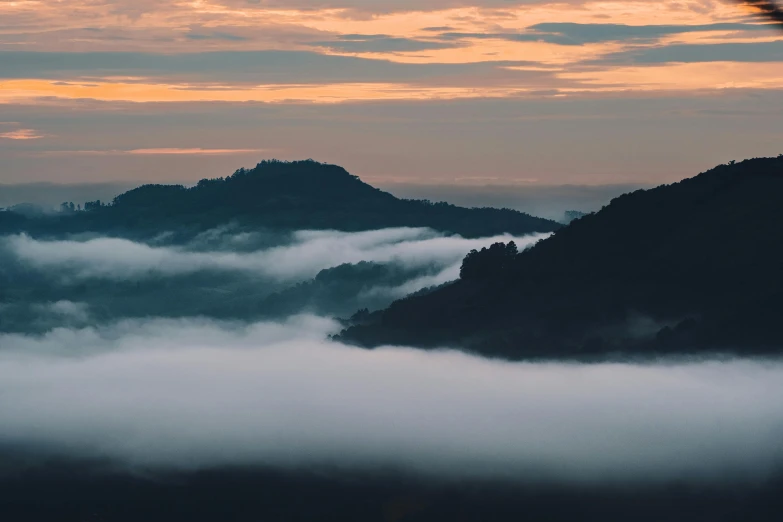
xmin=0 ymin=0 xmax=778 ymax=103
xmin=1 ymin=0 xmax=782 ymax=186
xmin=1 ymin=316 xmax=782 ymax=483
xmin=6 ymin=228 xmax=547 ymax=282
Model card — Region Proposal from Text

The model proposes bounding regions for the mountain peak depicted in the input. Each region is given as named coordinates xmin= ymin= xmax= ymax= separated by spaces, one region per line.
xmin=230 ymin=159 xmax=361 ymax=185
xmin=11 ymin=160 xmax=560 ymax=239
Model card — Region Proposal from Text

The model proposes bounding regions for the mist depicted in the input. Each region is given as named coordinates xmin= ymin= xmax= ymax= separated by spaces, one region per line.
xmin=381 ymin=183 xmax=648 ymax=222
xmin=0 ymin=182 xmax=136 ymax=211
xmin=0 ymin=227 xmax=547 ymax=334
xmin=1 ymin=316 xmax=782 ymax=484
xmin=3 ymin=222 xmax=781 ymax=489
xmin=5 ymin=228 xmax=548 ymax=282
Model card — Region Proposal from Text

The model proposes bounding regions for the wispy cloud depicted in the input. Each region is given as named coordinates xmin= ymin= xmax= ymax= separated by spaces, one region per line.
xmin=0 ymin=78 xmax=557 ymax=104
xmin=185 ymin=31 xmax=249 ymax=42
xmin=0 ymin=128 xmax=44 ymax=140
xmin=592 ymin=40 xmax=783 ymax=65
xmin=40 ymin=148 xmax=267 ymax=156
xmin=308 ymin=34 xmax=464 ymax=53
xmin=5 ymin=228 xmax=548 ymax=283
xmin=130 ymin=148 xmax=264 ymax=155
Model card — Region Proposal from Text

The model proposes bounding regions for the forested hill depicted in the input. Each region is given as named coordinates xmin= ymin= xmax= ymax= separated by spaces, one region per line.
xmin=0 ymin=160 xmax=560 ymax=239
xmin=338 ymin=156 xmax=783 ymax=358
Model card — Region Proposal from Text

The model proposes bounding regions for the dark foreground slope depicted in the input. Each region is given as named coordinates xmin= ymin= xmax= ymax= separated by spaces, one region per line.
xmin=0 ymin=160 xmax=560 ymax=239
xmin=2 ymin=463 xmax=782 ymax=522
xmin=339 ymin=157 xmax=783 ymax=357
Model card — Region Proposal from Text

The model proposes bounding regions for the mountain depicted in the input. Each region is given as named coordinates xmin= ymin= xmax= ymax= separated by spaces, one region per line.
xmin=337 ymin=157 xmax=783 ymax=358
xmin=0 ymin=160 xmax=560 ymax=239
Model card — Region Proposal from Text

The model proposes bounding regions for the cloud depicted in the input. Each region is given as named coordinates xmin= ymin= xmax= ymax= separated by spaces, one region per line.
xmin=0 ymin=228 xmax=545 ymax=330
xmin=35 ymin=300 xmax=91 ymax=322
xmin=593 ymin=40 xmax=783 ymax=64
xmin=0 ymin=300 xmax=92 ymax=334
xmin=0 ymin=227 xmax=540 ymax=330
xmin=524 ymin=22 xmax=774 ymax=45
xmin=0 ymin=51 xmax=553 ymax=87
xmin=41 ymin=148 xmax=267 ymax=156
xmin=433 ymin=22 xmax=776 ymax=48
xmin=739 ymin=0 xmax=783 ymax=25
xmin=4 ymin=228 xmax=548 ymax=283
xmin=88 ymin=0 xmax=582 ymax=16
xmin=360 ymin=266 xmax=459 ymax=299
xmin=186 ymin=31 xmax=249 ymax=42
xmin=0 ymin=50 xmax=567 ymax=103
xmin=308 ymin=34 xmax=463 ymax=53
xmin=0 ymin=316 xmax=782 ymax=482
xmin=0 ymin=129 xmax=44 ymax=140
xmin=130 ymin=148 xmax=263 ymax=155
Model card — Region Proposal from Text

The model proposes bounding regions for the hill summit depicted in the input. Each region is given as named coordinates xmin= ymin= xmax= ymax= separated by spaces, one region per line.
xmin=2 ymin=160 xmax=561 ymax=239
xmin=113 ymin=160 xmax=393 ymax=211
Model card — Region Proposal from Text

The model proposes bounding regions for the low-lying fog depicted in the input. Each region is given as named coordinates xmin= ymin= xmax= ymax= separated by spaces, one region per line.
xmin=1 ymin=226 xmax=781 ymax=485
xmin=0 ymin=228 xmax=546 ymax=330
xmin=8 ymin=228 xmax=548 ymax=282
xmin=1 ymin=315 xmax=782 ymax=483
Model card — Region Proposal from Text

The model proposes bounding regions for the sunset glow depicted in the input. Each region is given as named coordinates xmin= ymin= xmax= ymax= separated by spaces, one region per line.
xmin=1 ymin=0 xmax=781 ymax=184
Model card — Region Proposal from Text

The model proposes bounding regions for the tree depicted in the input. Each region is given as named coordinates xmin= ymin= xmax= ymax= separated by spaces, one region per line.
xmin=460 ymin=241 xmax=518 ymax=280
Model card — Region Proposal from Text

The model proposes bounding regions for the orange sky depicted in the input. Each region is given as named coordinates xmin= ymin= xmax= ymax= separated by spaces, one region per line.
xmin=1 ymin=0 xmax=779 ymax=100
xmin=0 ymin=0 xmax=781 ymax=185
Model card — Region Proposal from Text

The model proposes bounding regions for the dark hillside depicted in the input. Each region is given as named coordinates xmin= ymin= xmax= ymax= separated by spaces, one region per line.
xmin=338 ymin=157 xmax=783 ymax=357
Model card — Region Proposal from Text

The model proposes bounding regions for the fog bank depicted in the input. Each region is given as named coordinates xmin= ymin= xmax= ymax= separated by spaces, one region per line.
xmin=1 ymin=317 xmax=781 ymax=483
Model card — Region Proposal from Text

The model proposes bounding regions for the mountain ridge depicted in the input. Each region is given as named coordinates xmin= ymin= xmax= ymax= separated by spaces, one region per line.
xmin=0 ymin=159 xmax=561 ymax=239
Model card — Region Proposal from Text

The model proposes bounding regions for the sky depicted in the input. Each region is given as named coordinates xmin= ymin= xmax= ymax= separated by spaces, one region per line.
xmin=0 ymin=0 xmax=782 ymax=187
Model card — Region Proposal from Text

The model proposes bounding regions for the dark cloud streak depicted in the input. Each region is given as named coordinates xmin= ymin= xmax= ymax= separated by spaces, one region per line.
xmin=591 ymin=40 xmax=783 ymax=64
xmin=437 ymin=22 xmax=776 ymax=46
xmin=737 ymin=0 xmax=783 ymax=26
xmin=307 ymin=34 xmax=463 ymax=53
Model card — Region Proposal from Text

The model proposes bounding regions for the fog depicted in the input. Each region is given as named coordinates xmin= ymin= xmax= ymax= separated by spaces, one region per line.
xmin=1 ymin=316 xmax=782 ymax=484
xmin=0 ymin=182 xmax=135 ymax=211
xmin=3 ymin=225 xmax=781 ymax=487
xmin=0 ymin=228 xmax=547 ymax=331
xmin=6 ymin=228 xmax=548 ymax=282
xmin=382 ymin=183 xmax=648 ymax=222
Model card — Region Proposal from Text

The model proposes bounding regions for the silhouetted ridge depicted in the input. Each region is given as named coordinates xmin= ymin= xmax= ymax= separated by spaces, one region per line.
xmin=113 ymin=160 xmax=395 ymax=212
xmin=112 ymin=184 xmax=188 ymax=209
xmin=338 ymin=156 xmax=783 ymax=357
xmin=3 ymin=159 xmax=560 ymax=239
